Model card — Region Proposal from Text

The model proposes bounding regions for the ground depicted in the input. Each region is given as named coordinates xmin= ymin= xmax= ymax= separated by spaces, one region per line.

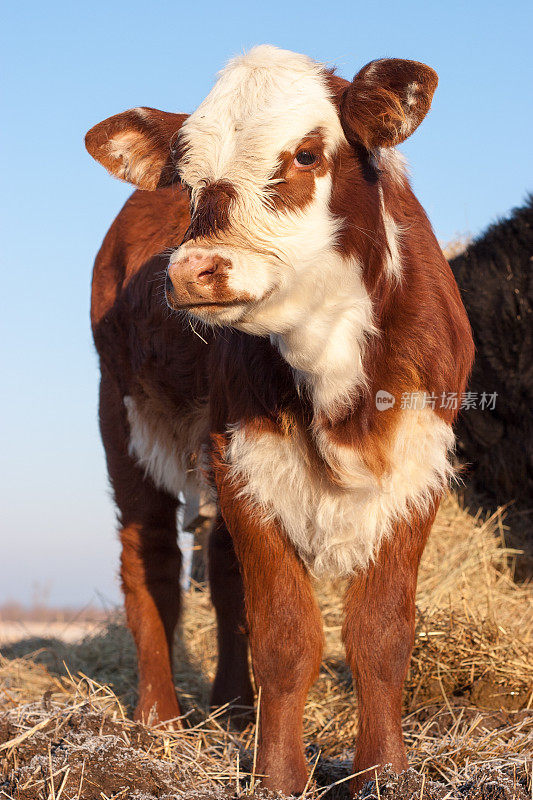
xmin=0 ymin=494 xmax=531 ymax=799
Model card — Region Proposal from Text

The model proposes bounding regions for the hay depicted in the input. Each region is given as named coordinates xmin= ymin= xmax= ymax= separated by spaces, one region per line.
xmin=441 ymin=235 xmax=472 ymax=260
xmin=0 ymin=493 xmax=531 ymax=799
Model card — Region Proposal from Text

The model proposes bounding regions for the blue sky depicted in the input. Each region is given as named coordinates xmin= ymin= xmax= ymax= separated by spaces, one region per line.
xmin=1 ymin=0 xmax=532 ymax=606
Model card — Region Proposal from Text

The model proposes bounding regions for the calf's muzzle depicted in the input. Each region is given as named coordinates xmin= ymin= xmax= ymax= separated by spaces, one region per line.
xmin=165 ymin=248 xmax=233 ymax=309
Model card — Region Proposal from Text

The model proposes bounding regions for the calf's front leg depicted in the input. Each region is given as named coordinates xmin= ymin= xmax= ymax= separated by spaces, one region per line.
xmin=215 ymin=467 xmax=323 ymax=795
xmin=342 ymin=509 xmax=437 ymax=789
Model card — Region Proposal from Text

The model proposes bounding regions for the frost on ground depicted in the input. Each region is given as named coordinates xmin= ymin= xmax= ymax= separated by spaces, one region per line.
xmin=0 ymin=697 xmax=529 ymax=800
xmin=0 ymin=495 xmax=531 ymax=799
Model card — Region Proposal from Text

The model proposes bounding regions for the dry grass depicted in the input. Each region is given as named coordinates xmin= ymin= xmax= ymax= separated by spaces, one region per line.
xmin=0 ymin=494 xmax=531 ymax=799
xmin=441 ymin=235 xmax=472 ymax=260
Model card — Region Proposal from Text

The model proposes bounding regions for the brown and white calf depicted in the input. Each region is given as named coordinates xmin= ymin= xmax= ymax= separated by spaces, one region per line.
xmin=86 ymin=46 xmax=473 ymax=793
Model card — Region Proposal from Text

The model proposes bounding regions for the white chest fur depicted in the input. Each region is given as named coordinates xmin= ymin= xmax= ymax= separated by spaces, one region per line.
xmin=227 ymin=409 xmax=454 ymax=577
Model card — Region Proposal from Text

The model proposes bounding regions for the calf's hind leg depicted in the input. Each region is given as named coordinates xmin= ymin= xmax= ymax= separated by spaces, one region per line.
xmin=342 ymin=510 xmax=437 ymax=788
xmin=100 ymin=374 xmax=183 ymax=725
xmin=208 ymin=514 xmax=254 ymax=714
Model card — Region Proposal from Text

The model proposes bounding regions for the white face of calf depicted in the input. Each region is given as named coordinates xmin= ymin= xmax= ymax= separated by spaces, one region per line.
xmin=86 ymin=45 xmax=437 ymax=342
xmin=168 ymin=47 xmax=345 ymax=331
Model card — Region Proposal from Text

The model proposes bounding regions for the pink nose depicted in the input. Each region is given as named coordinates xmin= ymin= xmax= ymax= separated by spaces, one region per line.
xmin=168 ymin=251 xmax=223 ymax=285
xmin=166 ymin=249 xmax=232 ymax=308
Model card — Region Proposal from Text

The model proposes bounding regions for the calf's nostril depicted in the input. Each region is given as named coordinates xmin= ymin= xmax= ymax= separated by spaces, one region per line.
xmin=169 ymin=252 xmax=229 ymax=284
xmin=197 ymin=262 xmax=218 ymax=280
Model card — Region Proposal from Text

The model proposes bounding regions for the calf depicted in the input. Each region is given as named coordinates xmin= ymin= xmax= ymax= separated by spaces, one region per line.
xmin=86 ymin=46 xmax=473 ymax=793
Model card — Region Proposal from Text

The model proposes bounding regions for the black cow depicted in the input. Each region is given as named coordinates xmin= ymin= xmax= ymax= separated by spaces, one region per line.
xmin=450 ymin=195 xmax=533 ymax=509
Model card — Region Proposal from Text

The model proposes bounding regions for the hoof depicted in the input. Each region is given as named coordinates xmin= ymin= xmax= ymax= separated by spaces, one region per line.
xmin=134 ymin=692 xmax=183 ymax=729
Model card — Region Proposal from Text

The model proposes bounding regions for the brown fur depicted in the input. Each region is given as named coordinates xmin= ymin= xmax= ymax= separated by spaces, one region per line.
xmin=343 ymin=506 xmax=437 ymax=787
xmin=85 ymin=108 xmax=187 ymax=190
xmin=323 ymin=148 xmax=473 ymax=477
xmin=212 ymin=435 xmax=324 ymax=795
xmin=339 ymin=59 xmax=438 ymax=150
xmin=87 ymin=55 xmax=474 ymax=793
xmin=269 ymin=130 xmax=329 ymax=211
xmin=99 ymin=367 xmax=183 ymax=724
xmin=183 ymin=181 xmax=237 ymax=241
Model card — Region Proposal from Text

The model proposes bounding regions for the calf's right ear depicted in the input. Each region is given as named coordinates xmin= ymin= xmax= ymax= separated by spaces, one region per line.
xmin=85 ymin=107 xmax=188 ymax=190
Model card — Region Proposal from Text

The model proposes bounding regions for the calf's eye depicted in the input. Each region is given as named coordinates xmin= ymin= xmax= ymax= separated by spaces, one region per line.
xmin=295 ymin=150 xmax=317 ymax=167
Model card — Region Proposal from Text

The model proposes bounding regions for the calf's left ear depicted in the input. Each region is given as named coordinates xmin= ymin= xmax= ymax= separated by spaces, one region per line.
xmin=340 ymin=59 xmax=438 ymax=150
xmin=85 ymin=107 xmax=188 ymax=190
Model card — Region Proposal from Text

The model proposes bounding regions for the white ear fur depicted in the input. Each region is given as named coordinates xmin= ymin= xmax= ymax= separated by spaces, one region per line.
xmin=85 ymin=107 xmax=187 ymax=189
